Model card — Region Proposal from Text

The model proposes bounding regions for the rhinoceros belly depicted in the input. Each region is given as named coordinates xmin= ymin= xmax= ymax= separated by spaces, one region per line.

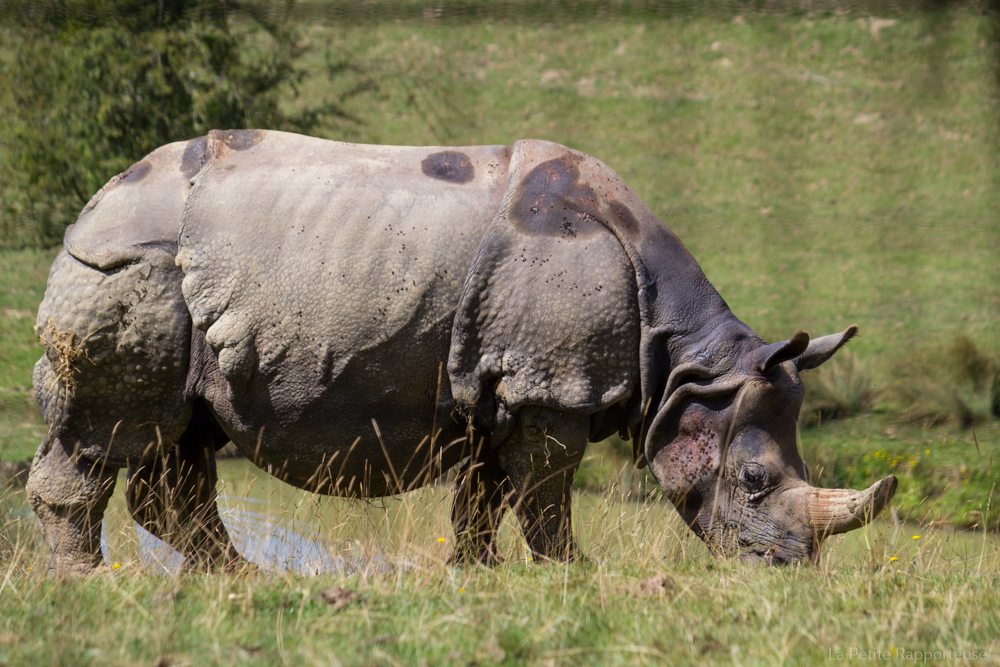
xmin=177 ymin=131 xmax=511 ymax=496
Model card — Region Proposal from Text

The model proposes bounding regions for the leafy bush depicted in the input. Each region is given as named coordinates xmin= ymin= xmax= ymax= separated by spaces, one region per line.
xmin=889 ymin=336 xmax=1000 ymax=428
xmin=0 ymin=0 xmax=367 ymax=248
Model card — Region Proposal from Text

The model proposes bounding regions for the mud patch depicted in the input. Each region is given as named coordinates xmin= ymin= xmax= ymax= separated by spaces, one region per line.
xmin=421 ymin=151 xmax=475 ymax=183
xmin=37 ymin=319 xmax=92 ymax=397
xmin=318 ymin=586 xmax=358 ymax=611
xmin=630 ymin=573 xmax=677 ymax=597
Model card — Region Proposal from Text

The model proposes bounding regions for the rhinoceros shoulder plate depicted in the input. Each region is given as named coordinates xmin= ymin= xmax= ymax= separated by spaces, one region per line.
xmin=448 ymin=139 xmax=642 ymax=424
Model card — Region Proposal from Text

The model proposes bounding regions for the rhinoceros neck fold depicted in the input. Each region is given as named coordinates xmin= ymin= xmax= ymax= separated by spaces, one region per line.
xmin=600 ymin=192 xmax=758 ymax=438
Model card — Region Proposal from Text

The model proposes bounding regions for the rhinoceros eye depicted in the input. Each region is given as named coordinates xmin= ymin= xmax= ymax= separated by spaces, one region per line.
xmin=738 ymin=462 xmax=769 ymax=496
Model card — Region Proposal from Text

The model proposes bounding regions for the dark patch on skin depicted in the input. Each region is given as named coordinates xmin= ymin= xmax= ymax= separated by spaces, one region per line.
xmin=115 ymin=300 xmax=134 ymax=330
xmin=211 ymin=129 xmax=265 ymax=151
xmin=421 ymin=151 xmax=475 ymax=184
xmin=180 ymin=136 xmax=208 ymax=179
xmin=120 ymin=161 xmax=152 ymax=184
xmin=509 ymin=155 xmax=604 ymax=239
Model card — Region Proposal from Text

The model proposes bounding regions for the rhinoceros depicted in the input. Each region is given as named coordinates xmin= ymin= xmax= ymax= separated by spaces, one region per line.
xmin=27 ymin=130 xmax=897 ymax=572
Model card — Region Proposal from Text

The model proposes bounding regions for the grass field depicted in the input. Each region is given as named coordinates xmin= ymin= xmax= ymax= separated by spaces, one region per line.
xmin=2 ymin=460 xmax=998 ymax=666
xmin=0 ymin=248 xmax=54 ymax=464
xmin=1 ymin=7 xmax=999 ymax=665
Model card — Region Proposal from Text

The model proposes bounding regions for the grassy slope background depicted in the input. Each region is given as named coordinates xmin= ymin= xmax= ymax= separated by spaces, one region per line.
xmin=2 ymin=462 xmax=998 ymax=666
xmin=1 ymin=9 xmax=1000 ymax=665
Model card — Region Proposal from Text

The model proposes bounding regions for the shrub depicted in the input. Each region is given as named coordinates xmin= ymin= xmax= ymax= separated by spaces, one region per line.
xmin=0 ymin=0 xmax=367 ymax=248
xmin=889 ymin=336 xmax=1000 ymax=428
xmin=800 ymin=349 xmax=877 ymax=424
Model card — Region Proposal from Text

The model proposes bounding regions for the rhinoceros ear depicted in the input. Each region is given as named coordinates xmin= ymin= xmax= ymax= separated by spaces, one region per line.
xmin=794 ymin=325 xmax=858 ymax=371
xmin=753 ymin=331 xmax=810 ymax=374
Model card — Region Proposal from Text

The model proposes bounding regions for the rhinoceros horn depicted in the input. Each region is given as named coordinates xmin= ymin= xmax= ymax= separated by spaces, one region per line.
xmin=807 ymin=475 xmax=898 ymax=537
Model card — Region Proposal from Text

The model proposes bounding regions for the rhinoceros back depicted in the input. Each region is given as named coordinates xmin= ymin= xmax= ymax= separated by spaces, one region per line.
xmin=177 ymin=130 xmax=511 ymax=488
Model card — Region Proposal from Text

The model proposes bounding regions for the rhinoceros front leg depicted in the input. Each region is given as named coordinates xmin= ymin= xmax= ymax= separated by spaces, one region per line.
xmin=498 ymin=406 xmax=588 ymax=562
xmin=450 ymin=430 xmax=511 ymax=566
xmin=125 ymin=408 xmax=244 ymax=571
xmin=26 ymin=433 xmax=118 ymax=574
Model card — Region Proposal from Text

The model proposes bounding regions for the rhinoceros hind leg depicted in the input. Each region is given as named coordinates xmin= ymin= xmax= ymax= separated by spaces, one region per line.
xmin=125 ymin=403 xmax=245 ymax=571
xmin=26 ymin=433 xmax=118 ymax=574
xmin=449 ymin=431 xmax=511 ymax=566
xmin=498 ymin=406 xmax=588 ymax=562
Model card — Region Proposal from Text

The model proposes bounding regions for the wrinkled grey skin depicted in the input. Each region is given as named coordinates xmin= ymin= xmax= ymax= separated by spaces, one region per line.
xmin=27 ymin=130 xmax=896 ymax=573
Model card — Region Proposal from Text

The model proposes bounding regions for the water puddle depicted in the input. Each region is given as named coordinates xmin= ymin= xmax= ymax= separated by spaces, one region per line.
xmin=98 ymin=490 xmax=399 ymax=575
xmin=3 ymin=459 xmax=426 ymax=575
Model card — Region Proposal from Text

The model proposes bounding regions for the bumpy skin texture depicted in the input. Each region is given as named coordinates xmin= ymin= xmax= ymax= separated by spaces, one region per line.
xmin=29 ymin=130 xmax=894 ymax=573
xmin=26 ymin=432 xmax=117 ymax=574
xmin=448 ymin=140 xmax=742 ymax=449
xmin=28 ymin=137 xmax=243 ymax=572
xmin=34 ymin=249 xmax=191 ymax=464
xmin=33 ymin=138 xmax=207 ymax=464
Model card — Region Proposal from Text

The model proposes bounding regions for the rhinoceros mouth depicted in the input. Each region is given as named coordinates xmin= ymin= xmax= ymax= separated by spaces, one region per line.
xmin=739 ymin=549 xmax=787 ymax=565
xmin=737 ymin=537 xmax=812 ymax=565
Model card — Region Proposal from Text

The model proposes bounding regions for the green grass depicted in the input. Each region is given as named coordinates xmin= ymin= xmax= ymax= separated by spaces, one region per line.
xmin=3 ymin=555 xmax=997 ymax=666
xmin=2 ymin=471 xmax=998 ymax=666
xmin=300 ymin=14 xmax=1000 ymax=362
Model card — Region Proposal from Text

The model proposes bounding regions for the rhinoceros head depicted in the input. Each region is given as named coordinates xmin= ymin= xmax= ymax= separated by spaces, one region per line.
xmin=643 ymin=324 xmax=897 ymax=564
